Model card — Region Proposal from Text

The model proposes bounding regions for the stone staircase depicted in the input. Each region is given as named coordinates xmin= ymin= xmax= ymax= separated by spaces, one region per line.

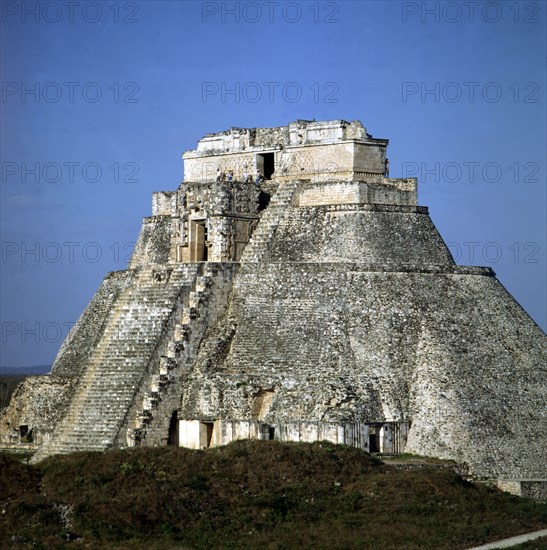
xmin=51 ymin=270 xmax=133 ymax=379
xmin=31 ymin=265 xmax=201 ymax=461
xmin=120 ymin=262 xmax=238 ymax=447
xmin=240 ymin=179 xmax=301 ymax=262
xmin=29 ymin=181 xmax=302 ymax=460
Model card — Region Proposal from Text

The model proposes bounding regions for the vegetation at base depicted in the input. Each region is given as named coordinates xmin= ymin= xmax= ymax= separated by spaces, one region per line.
xmin=0 ymin=440 xmax=546 ymax=549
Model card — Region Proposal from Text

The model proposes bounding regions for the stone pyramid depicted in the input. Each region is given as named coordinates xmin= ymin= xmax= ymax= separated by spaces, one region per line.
xmin=1 ymin=120 xmax=545 ymax=499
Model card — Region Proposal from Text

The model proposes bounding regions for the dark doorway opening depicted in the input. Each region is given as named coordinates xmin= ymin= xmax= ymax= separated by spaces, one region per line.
xmin=202 ymin=422 xmax=214 ymax=448
xmin=256 ymin=153 xmax=275 ymax=180
xmin=19 ymin=425 xmax=32 ymax=442
xmin=167 ymin=411 xmax=179 ymax=446
xmin=369 ymin=428 xmax=379 ymax=453
xmin=259 ymin=423 xmax=275 ymax=441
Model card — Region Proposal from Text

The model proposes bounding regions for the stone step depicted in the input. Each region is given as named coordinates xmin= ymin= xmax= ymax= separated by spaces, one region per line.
xmin=240 ymin=181 xmax=300 ymax=263
xmin=33 ymin=264 xmax=241 ymax=461
xmin=34 ymin=266 xmax=205 ymax=460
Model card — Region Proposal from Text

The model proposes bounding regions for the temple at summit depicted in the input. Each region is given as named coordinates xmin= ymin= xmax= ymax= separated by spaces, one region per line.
xmin=1 ymin=119 xmax=545 ymax=500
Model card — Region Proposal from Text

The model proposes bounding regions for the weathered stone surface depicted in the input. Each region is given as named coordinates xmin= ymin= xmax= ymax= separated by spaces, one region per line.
xmin=183 ymin=120 xmax=392 ymax=185
xmin=179 ymin=263 xmax=545 ymax=479
xmin=1 ymin=120 xmax=544 ymax=499
xmin=52 ymin=270 xmax=133 ymax=377
xmin=0 ymin=375 xmax=73 ymax=447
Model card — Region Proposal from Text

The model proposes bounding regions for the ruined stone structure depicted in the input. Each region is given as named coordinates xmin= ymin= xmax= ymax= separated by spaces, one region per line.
xmin=1 ymin=120 xmax=545 ymax=499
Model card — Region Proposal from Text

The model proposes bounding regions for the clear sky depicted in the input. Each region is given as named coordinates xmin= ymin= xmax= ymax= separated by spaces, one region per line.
xmin=1 ymin=0 xmax=545 ymax=368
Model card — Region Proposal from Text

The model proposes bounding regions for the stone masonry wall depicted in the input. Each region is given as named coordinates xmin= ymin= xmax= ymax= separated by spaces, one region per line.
xmin=183 ymin=120 xmax=388 ymax=183
xmin=178 ymin=419 xmax=407 ymax=454
xmin=267 ymin=205 xmax=454 ymax=264
xmin=184 ymin=142 xmax=386 ymax=184
xmin=0 ymin=376 xmax=73 ymax=447
xmin=297 ymin=180 xmax=417 ymax=207
xmin=129 ymin=216 xmax=175 ymax=268
xmin=238 ymin=179 xmax=451 ymax=265
xmin=152 ymin=191 xmax=177 ymax=216
xmin=180 ymin=262 xmax=546 ymax=480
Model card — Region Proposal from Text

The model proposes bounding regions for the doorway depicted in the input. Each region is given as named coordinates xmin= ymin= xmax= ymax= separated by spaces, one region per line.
xmin=167 ymin=411 xmax=179 ymax=446
xmin=256 ymin=153 xmax=275 ymax=180
xmin=191 ymin=220 xmax=208 ymax=262
xmin=199 ymin=421 xmax=214 ymax=448
xmin=369 ymin=426 xmax=379 ymax=453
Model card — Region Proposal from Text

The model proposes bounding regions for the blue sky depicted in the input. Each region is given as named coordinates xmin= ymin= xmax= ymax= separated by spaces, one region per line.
xmin=1 ymin=0 xmax=546 ymax=367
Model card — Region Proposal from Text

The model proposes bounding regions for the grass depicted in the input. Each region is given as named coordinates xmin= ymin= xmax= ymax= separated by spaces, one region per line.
xmin=0 ymin=440 xmax=546 ymax=549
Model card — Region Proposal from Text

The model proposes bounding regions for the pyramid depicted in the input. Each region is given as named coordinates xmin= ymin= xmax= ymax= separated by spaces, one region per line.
xmin=1 ymin=120 xmax=545 ymax=499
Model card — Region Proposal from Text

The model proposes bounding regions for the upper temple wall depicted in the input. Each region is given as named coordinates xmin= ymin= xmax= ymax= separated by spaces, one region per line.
xmin=182 ymin=120 xmax=392 ymax=185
